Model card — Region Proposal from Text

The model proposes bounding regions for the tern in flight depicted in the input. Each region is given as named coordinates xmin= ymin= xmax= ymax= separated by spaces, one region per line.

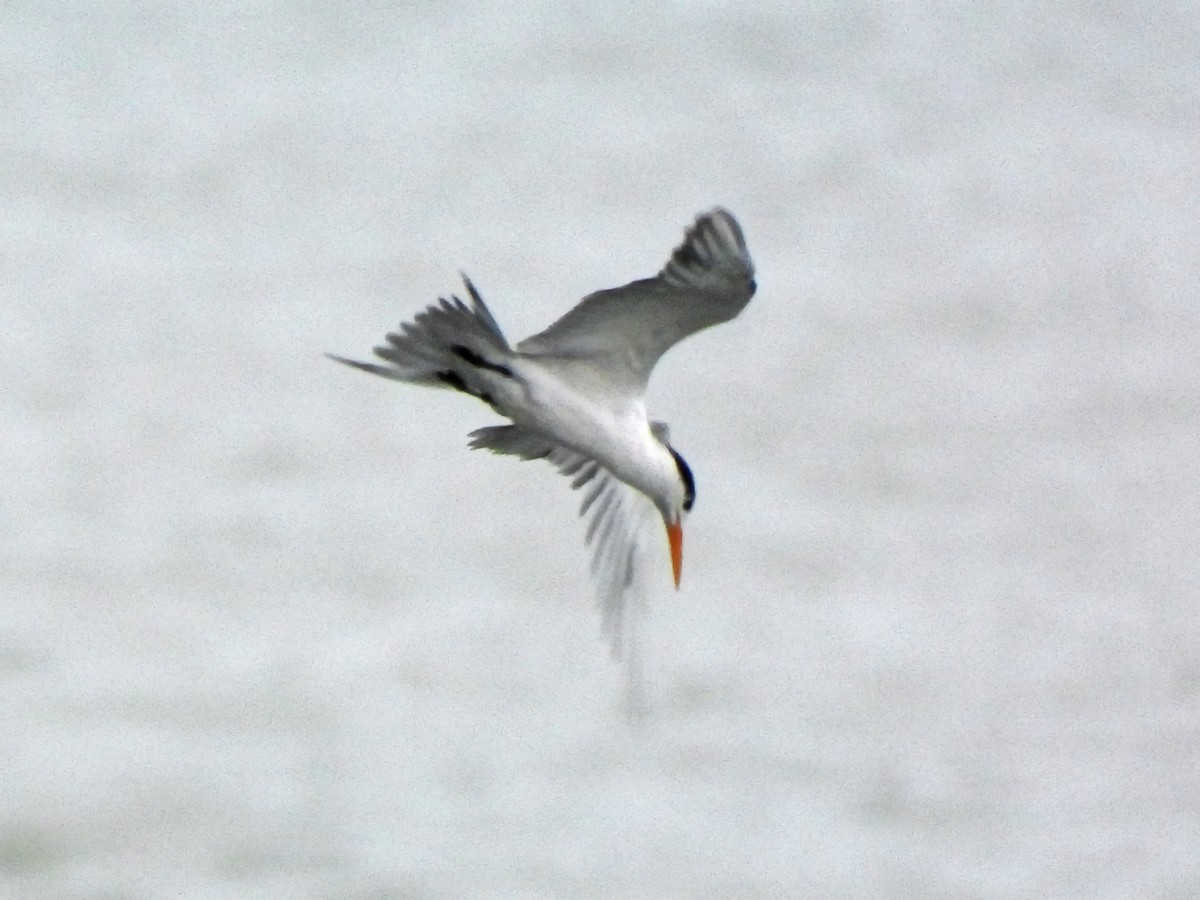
xmin=329 ymin=209 xmax=756 ymax=658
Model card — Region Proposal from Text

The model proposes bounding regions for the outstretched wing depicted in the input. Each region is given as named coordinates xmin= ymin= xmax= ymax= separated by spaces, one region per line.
xmin=516 ymin=208 xmax=756 ymax=395
xmin=469 ymin=424 xmax=658 ymax=659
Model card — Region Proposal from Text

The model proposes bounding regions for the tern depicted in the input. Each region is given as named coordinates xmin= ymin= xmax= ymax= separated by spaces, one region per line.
xmin=329 ymin=209 xmax=756 ymax=657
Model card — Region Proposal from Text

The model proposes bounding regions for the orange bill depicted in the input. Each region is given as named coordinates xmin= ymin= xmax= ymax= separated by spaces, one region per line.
xmin=666 ymin=519 xmax=683 ymax=589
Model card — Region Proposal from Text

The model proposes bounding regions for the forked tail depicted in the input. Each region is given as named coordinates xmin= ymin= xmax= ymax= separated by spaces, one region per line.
xmin=327 ymin=276 xmax=516 ymax=405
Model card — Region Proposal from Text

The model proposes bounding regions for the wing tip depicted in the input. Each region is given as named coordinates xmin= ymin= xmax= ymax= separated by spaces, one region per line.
xmin=661 ymin=207 xmax=755 ymax=292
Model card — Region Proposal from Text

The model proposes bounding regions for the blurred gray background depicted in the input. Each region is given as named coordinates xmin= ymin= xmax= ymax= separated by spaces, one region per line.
xmin=4 ymin=2 xmax=1198 ymax=897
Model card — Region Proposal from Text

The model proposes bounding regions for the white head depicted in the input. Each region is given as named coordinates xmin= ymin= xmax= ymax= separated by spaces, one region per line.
xmin=648 ymin=441 xmax=695 ymax=588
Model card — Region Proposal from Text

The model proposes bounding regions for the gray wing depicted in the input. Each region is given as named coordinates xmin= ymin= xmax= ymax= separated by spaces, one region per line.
xmin=516 ymin=208 xmax=756 ymax=394
xmin=469 ymin=424 xmax=657 ymax=659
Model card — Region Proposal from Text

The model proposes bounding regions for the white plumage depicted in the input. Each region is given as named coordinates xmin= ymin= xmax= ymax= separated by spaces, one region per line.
xmin=329 ymin=209 xmax=757 ymax=659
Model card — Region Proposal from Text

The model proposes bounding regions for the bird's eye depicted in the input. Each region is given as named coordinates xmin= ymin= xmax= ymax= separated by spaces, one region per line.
xmin=669 ymin=447 xmax=696 ymax=513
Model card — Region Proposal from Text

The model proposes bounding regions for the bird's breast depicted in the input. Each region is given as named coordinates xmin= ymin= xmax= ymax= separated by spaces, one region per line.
xmin=509 ymin=361 xmax=658 ymax=491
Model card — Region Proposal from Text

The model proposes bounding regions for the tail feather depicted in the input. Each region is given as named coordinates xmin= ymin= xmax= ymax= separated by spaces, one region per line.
xmin=324 ymin=353 xmax=413 ymax=382
xmin=328 ymin=276 xmax=512 ymax=390
xmin=461 ymin=275 xmax=507 ymax=344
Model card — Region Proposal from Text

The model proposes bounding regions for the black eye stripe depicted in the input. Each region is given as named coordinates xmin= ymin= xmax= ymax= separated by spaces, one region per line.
xmin=668 ymin=447 xmax=696 ymax=512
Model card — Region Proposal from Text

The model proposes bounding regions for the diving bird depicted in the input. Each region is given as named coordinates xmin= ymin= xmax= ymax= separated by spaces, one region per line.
xmin=329 ymin=209 xmax=756 ymax=657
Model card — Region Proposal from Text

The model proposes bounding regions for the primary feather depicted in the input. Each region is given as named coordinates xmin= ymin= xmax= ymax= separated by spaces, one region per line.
xmin=518 ymin=208 xmax=756 ymax=395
